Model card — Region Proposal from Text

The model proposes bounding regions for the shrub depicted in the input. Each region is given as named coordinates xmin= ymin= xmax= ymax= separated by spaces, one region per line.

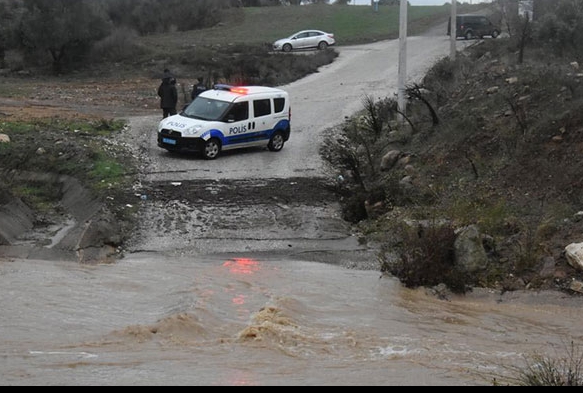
xmin=380 ymin=221 xmax=471 ymax=294
xmin=90 ymin=27 xmax=146 ymax=62
xmin=505 ymin=341 xmax=583 ymax=386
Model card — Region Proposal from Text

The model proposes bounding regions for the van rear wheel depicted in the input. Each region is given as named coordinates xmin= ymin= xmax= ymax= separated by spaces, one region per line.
xmin=268 ymin=132 xmax=285 ymax=152
xmin=202 ymin=138 xmax=221 ymax=160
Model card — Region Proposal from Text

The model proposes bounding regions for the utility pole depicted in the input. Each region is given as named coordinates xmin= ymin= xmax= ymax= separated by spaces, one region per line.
xmin=397 ymin=0 xmax=408 ymax=123
xmin=450 ymin=0 xmax=457 ymax=60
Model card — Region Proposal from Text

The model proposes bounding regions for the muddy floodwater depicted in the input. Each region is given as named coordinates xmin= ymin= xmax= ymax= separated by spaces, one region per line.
xmin=1 ymin=254 xmax=582 ymax=386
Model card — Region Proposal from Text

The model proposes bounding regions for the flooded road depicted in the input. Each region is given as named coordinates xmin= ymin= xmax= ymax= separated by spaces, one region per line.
xmin=2 ymin=255 xmax=582 ymax=386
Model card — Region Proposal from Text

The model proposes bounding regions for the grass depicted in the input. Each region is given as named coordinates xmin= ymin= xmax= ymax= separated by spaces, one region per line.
xmin=88 ymin=150 xmax=128 ymax=191
xmin=0 ymin=118 xmax=131 ymax=192
xmin=497 ymin=342 xmax=583 ymax=386
xmin=139 ymin=4 xmax=481 ymax=53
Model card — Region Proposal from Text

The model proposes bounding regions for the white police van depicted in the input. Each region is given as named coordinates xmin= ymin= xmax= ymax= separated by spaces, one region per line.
xmin=157 ymin=84 xmax=291 ymax=160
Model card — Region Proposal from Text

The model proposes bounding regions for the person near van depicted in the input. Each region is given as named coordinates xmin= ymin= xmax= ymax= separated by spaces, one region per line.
xmin=158 ymin=69 xmax=178 ymax=119
xmin=190 ymin=77 xmax=207 ymax=101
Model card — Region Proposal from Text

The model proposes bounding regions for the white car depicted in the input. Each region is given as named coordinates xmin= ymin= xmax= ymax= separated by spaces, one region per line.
xmin=273 ymin=30 xmax=336 ymax=53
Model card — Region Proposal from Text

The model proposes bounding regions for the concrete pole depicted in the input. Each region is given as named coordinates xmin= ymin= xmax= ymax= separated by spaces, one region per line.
xmin=450 ymin=0 xmax=457 ymax=60
xmin=397 ymin=0 xmax=408 ymax=123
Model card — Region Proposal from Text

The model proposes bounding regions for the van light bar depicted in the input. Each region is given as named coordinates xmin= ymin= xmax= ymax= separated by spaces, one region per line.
xmin=214 ymin=84 xmax=248 ymax=95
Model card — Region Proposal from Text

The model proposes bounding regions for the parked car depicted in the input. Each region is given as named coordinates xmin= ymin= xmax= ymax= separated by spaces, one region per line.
xmin=447 ymin=14 xmax=501 ymax=40
xmin=273 ymin=30 xmax=335 ymax=52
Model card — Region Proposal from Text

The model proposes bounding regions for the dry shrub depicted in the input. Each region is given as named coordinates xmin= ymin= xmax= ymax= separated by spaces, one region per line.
xmin=381 ymin=221 xmax=471 ymax=294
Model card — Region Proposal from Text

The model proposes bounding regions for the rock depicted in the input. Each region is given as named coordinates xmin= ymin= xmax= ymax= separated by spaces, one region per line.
xmin=539 ymin=256 xmax=556 ymax=277
xmin=570 ymin=280 xmax=583 ymax=294
xmin=0 ymin=134 xmax=10 ymax=143
xmin=454 ymin=225 xmax=489 ymax=274
xmin=380 ymin=150 xmax=402 ymax=171
xmin=565 ymin=243 xmax=583 ymax=271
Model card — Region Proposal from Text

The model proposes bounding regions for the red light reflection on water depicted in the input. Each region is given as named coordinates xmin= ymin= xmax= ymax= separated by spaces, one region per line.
xmin=222 ymin=258 xmax=261 ymax=309
xmin=222 ymin=257 xmax=260 ymax=275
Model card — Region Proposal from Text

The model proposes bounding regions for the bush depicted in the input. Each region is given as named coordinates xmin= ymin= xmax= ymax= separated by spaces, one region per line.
xmin=505 ymin=341 xmax=583 ymax=386
xmin=380 ymin=221 xmax=471 ymax=294
xmin=90 ymin=27 xmax=146 ymax=62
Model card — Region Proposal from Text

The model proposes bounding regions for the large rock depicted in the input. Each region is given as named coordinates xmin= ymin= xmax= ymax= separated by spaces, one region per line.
xmin=454 ymin=225 xmax=489 ymax=274
xmin=380 ymin=150 xmax=402 ymax=171
xmin=565 ymin=243 xmax=583 ymax=271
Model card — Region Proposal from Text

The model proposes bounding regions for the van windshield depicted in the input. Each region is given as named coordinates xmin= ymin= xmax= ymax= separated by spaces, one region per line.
xmin=183 ymin=97 xmax=230 ymax=121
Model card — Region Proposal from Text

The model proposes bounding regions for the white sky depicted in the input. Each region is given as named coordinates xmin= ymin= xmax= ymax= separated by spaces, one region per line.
xmin=349 ymin=0 xmax=492 ymax=5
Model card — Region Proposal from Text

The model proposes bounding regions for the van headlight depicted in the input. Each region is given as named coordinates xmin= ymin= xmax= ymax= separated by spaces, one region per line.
xmin=181 ymin=125 xmax=204 ymax=136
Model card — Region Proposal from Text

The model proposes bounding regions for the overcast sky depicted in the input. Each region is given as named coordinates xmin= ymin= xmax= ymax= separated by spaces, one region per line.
xmin=349 ymin=0 xmax=492 ymax=5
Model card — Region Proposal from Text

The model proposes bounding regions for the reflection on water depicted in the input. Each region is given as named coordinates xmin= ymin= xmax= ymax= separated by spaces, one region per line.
xmin=223 ymin=258 xmax=262 ymax=275
xmin=0 ymin=254 xmax=582 ymax=386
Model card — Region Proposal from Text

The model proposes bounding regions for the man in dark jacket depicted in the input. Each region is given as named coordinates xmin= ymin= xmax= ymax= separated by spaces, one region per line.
xmin=158 ymin=69 xmax=178 ymax=119
xmin=190 ymin=77 xmax=207 ymax=101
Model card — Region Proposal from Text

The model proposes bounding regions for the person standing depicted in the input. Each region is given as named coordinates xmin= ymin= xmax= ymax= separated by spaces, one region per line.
xmin=190 ymin=77 xmax=207 ymax=101
xmin=158 ymin=69 xmax=178 ymax=119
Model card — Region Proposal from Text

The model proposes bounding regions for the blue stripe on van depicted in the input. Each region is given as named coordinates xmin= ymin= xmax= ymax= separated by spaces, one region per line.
xmin=208 ymin=120 xmax=290 ymax=148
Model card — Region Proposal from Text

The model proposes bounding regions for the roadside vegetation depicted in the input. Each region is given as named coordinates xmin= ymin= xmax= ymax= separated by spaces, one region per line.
xmin=320 ymin=0 xmax=583 ymax=297
xmin=496 ymin=341 xmax=583 ymax=386
xmin=0 ymin=118 xmax=137 ymax=225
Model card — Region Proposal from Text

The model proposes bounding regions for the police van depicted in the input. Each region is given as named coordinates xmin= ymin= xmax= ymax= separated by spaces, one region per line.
xmin=157 ymin=84 xmax=291 ymax=160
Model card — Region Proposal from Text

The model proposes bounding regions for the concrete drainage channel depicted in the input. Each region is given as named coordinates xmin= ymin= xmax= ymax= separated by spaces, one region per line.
xmin=0 ymin=172 xmax=121 ymax=263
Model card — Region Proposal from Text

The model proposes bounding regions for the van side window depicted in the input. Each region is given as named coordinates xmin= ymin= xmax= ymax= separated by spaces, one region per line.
xmin=274 ymin=98 xmax=285 ymax=113
xmin=226 ymin=102 xmax=249 ymax=122
xmin=253 ymin=99 xmax=271 ymax=118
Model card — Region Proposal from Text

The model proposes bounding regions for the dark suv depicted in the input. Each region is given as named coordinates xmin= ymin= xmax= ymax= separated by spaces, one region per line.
xmin=447 ymin=14 xmax=501 ymax=40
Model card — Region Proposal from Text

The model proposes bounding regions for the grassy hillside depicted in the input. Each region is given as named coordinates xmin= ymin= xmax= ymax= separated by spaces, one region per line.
xmin=139 ymin=4 xmax=483 ymax=54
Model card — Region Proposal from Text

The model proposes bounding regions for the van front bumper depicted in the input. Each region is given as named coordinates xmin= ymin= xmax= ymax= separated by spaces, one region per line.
xmin=157 ymin=129 xmax=205 ymax=153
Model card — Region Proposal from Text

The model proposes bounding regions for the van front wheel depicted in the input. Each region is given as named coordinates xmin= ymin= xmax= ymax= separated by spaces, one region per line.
xmin=268 ymin=132 xmax=285 ymax=152
xmin=202 ymin=138 xmax=221 ymax=160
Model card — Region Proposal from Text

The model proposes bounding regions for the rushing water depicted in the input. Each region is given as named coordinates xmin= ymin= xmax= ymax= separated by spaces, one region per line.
xmin=1 ymin=253 xmax=582 ymax=386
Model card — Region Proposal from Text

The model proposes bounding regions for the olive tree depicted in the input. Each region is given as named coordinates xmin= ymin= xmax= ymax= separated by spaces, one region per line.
xmin=0 ymin=0 xmax=22 ymax=69
xmin=18 ymin=0 xmax=110 ymax=74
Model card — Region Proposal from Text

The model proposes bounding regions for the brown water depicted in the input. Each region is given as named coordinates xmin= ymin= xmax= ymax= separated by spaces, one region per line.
xmin=1 ymin=254 xmax=581 ymax=386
